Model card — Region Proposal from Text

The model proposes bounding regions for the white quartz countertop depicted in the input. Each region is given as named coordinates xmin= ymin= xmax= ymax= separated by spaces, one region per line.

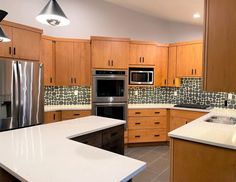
xmin=44 ymin=105 xmax=92 ymax=112
xmin=0 ymin=116 xmax=146 ymax=182
xmin=169 ymin=109 xmax=236 ymax=150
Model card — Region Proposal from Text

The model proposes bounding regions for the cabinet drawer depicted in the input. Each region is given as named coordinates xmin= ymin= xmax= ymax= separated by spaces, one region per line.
xmin=128 ymin=109 xmax=167 ymax=117
xmin=170 ymin=110 xmax=206 ymax=120
xmin=61 ymin=110 xmax=91 ymax=120
xmin=128 ymin=116 xmax=167 ymax=129
xmin=128 ymin=129 xmax=166 ymax=143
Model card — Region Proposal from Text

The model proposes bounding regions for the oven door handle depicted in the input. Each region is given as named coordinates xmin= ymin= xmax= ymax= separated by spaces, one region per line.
xmin=94 ymin=103 xmax=127 ymax=106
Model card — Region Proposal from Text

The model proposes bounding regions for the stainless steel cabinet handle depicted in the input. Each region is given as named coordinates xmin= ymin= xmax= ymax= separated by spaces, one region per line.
xmin=53 ymin=114 xmax=56 ymax=120
xmin=71 ymin=78 xmax=73 ymax=84
xmin=154 ymin=122 xmax=160 ymax=125
xmin=195 ymin=69 xmax=197 ymax=75
xmin=50 ymin=77 xmax=53 ymax=83
xmin=13 ymin=47 xmax=16 ymax=55
xmin=108 ymin=60 xmax=110 ymax=66
xmin=135 ymin=122 xmax=141 ymax=125
xmin=191 ymin=69 xmax=194 ymax=75
xmin=111 ymin=60 xmax=113 ymax=66
xmin=173 ymin=79 xmax=175 ymax=85
xmin=164 ymin=79 xmax=167 ymax=85
xmin=74 ymin=78 xmax=76 ymax=84
xmin=9 ymin=47 xmax=11 ymax=55
xmin=135 ymin=112 xmax=141 ymax=115
xmin=135 ymin=135 xmax=141 ymax=138
xmin=143 ymin=57 xmax=145 ymax=63
xmin=154 ymin=134 xmax=160 ymax=137
xmin=155 ymin=112 xmax=160 ymax=114
xmin=139 ymin=57 xmax=142 ymax=63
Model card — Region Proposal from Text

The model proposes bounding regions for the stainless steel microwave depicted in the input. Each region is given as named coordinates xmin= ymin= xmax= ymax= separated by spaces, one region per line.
xmin=129 ymin=68 xmax=154 ymax=85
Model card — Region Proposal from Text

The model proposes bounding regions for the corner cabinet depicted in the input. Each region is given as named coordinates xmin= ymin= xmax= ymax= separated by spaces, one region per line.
xmin=129 ymin=41 xmax=157 ymax=65
xmin=176 ymin=42 xmax=203 ymax=78
xmin=204 ymin=0 xmax=236 ymax=92
xmin=91 ymin=36 xmax=129 ymax=69
xmin=0 ymin=21 xmax=42 ymax=61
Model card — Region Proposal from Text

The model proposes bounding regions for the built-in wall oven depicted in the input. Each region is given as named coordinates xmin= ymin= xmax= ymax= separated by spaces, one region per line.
xmin=92 ymin=70 xmax=128 ymax=121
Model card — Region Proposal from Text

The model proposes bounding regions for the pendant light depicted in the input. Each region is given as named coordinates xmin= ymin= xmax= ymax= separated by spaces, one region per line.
xmin=0 ymin=10 xmax=11 ymax=42
xmin=36 ymin=0 xmax=70 ymax=26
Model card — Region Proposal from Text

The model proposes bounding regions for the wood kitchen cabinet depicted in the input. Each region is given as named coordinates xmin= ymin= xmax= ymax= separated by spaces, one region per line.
xmin=0 ymin=21 xmax=42 ymax=61
xmin=128 ymin=109 xmax=167 ymax=143
xmin=155 ymin=46 xmax=169 ymax=86
xmin=176 ymin=42 xmax=203 ymax=78
xmin=91 ymin=36 xmax=129 ymax=69
xmin=61 ymin=110 xmax=91 ymax=120
xmin=55 ymin=39 xmax=91 ymax=86
xmin=129 ymin=41 xmax=157 ymax=65
xmin=40 ymin=36 xmax=55 ymax=86
xmin=44 ymin=111 xmax=62 ymax=124
xmin=167 ymin=46 xmax=180 ymax=87
xmin=169 ymin=110 xmax=207 ymax=131
xmin=170 ymin=138 xmax=236 ymax=182
xmin=71 ymin=125 xmax=125 ymax=155
xmin=203 ymin=0 xmax=236 ymax=92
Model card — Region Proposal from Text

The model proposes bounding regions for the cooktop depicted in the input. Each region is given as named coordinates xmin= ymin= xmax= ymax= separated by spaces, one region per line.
xmin=174 ymin=104 xmax=210 ymax=110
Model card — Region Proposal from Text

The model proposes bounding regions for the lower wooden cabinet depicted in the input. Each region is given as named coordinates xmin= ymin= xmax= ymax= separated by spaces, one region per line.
xmin=44 ymin=110 xmax=92 ymax=124
xmin=44 ymin=111 xmax=62 ymax=124
xmin=128 ymin=109 xmax=167 ymax=143
xmin=169 ymin=110 xmax=207 ymax=131
xmin=61 ymin=110 xmax=91 ymax=120
xmin=71 ymin=125 xmax=124 ymax=155
xmin=170 ymin=138 xmax=236 ymax=182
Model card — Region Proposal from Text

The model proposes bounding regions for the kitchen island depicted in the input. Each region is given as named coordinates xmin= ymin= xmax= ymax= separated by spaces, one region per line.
xmin=169 ymin=110 xmax=236 ymax=182
xmin=0 ymin=116 xmax=146 ymax=182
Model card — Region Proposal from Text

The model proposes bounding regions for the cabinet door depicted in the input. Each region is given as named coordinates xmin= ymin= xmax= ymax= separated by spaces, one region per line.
xmin=168 ymin=46 xmax=180 ymax=87
xmin=92 ymin=40 xmax=111 ymax=69
xmin=177 ymin=44 xmax=202 ymax=78
xmin=55 ymin=41 xmax=73 ymax=85
xmin=44 ymin=111 xmax=61 ymax=124
xmin=142 ymin=44 xmax=156 ymax=65
xmin=0 ymin=25 xmax=13 ymax=58
xmin=155 ymin=46 xmax=168 ymax=86
xmin=41 ymin=38 xmax=55 ymax=86
xmin=170 ymin=117 xmax=188 ymax=131
xmin=204 ymin=0 xmax=236 ymax=92
xmin=111 ymin=41 xmax=129 ymax=69
xmin=129 ymin=44 xmax=143 ymax=64
xmin=73 ymin=42 xmax=91 ymax=86
xmin=12 ymin=27 xmax=41 ymax=61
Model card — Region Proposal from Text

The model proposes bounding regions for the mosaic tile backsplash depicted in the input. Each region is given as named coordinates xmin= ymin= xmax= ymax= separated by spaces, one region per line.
xmin=45 ymin=78 xmax=236 ymax=109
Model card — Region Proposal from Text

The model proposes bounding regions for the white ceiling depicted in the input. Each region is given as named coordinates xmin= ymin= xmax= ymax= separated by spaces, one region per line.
xmin=104 ymin=0 xmax=204 ymax=25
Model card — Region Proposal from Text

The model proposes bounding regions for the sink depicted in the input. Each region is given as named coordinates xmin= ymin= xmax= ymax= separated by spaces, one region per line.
xmin=205 ymin=116 xmax=236 ymax=125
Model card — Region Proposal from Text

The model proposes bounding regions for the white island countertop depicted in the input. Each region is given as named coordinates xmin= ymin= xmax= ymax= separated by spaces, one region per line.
xmin=0 ymin=116 xmax=146 ymax=182
xmin=169 ymin=109 xmax=236 ymax=150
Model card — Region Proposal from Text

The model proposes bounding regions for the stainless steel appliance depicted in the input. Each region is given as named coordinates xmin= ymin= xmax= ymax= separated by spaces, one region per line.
xmin=92 ymin=70 xmax=127 ymax=121
xmin=0 ymin=59 xmax=44 ymax=131
xmin=129 ymin=67 xmax=154 ymax=85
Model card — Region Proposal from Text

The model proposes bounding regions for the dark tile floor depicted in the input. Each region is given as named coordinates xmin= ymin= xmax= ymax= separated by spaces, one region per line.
xmin=125 ymin=145 xmax=170 ymax=182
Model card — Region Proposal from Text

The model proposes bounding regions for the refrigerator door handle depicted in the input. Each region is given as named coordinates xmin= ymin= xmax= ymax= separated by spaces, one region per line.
xmin=13 ymin=62 xmax=19 ymax=123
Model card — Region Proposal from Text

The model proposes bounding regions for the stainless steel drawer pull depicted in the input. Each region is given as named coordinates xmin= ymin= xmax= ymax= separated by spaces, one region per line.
xmin=135 ymin=122 xmax=141 ymax=125
xmin=154 ymin=122 xmax=160 ymax=125
xmin=135 ymin=112 xmax=141 ymax=114
xmin=154 ymin=134 xmax=160 ymax=137
xmin=135 ymin=135 xmax=141 ymax=138
xmin=155 ymin=112 xmax=160 ymax=114
xmin=73 ymin=114 xmax=80 ymax=116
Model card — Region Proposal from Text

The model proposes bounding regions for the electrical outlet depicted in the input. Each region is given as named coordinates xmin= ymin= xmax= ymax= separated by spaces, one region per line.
xmin=228 ymin=93 xmax=233 ymax=100
xmin=134 ymin=91 xmax=138 ymax=96
xmin=74 ymin=90 xmax=79 ymax=96
xmin=174 ymin=91 xmax=178 ymax=96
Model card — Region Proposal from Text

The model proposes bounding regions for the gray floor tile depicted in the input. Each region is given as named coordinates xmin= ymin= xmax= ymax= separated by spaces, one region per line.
xmin=153 ymin=168 xmax=170 ymax=182
xmin=138 ymin=151 xmax=163 ymax=164
xmin=133 ymin=169 xmax=159 ymax=182
xmin=147 ymin=157 xmax=169 ymax=175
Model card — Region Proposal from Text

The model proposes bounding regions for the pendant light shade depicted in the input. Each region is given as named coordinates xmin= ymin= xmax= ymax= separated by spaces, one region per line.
xmin=36 ymin=0 xmax=70 ymax=26
xmin=0 ymin=10 xmax=11 ymax=42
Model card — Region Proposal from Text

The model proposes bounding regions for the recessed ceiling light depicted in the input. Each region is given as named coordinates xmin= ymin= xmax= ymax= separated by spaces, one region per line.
xmin=193 ymin=13 xmax=201 ymax=19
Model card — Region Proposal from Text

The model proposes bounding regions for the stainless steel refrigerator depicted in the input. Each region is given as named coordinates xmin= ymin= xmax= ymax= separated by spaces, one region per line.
xmin=0 ymin=59 xmax=44 ymax=131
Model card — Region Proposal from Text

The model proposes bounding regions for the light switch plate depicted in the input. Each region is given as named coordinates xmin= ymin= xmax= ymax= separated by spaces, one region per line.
xmin=228 ymin=93 xmax=233 ymax=100
xmin=174 ymin=91 xmax=178 ymax=96
xmin=74 ymin=90 xmax=79 ymax=96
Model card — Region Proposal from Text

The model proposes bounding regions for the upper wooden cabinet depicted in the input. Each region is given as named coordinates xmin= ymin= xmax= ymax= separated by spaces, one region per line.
xmin=55 ymin=39 xmax=91 ymax=86
xmin=176 ymin=42 xmax=203 ymax=78
xmin=204 ymin=0 xmax=236 ymax=92
xmin=155 ymin=46 xmax=169 ymax=86
xmin=0 ymin=21 xmax=42 ymax=61
xmin=40 ymin=37 xmax=55 ymax=86
xmin=91 ymin=36 xmax=129 ymax=69
xmin=129 ymin=41 xmax=157 ymax=65
xmin=168 ymin=46 xmax=180 ymax=87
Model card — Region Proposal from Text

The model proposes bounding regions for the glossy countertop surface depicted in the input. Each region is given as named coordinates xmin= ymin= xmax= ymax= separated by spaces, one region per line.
xmin=44 ymin=105 xmax=92 ymax=112
xmin=0 ymin=116 xmax=146 ymax=182
xmin=169 ymin=109 xmax=236 ymax=150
